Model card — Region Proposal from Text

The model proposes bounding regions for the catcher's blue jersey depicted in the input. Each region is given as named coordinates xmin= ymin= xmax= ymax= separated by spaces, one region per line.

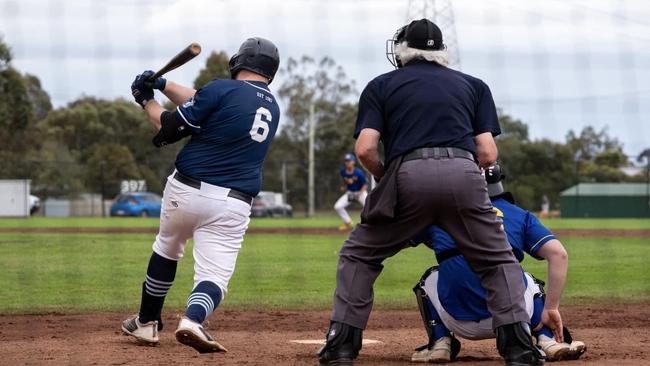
xmin=174 ymin=79 xmax=280 ymax=196
xmin=428 ymin=197 xmax=555 ymax=321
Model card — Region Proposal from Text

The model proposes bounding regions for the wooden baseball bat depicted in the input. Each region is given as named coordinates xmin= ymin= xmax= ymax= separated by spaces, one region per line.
xmin=149 ymin=42 xmax=202 ymax=80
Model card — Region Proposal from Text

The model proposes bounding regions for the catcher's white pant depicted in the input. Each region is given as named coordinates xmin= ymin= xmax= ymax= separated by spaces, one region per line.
xmin=423 ymin=270 xmax=541 ymax=340
xmin=334 ymin=190 xmax=368 ymax=223
xmin=152 ymin=172 xmax=251 ymax=296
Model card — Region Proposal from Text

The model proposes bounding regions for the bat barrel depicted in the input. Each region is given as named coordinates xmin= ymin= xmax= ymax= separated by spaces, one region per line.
xmin=148 ymin=42 xmax=202 ymax=80
xmin=189 ymin=42 xmax=202 ymax=56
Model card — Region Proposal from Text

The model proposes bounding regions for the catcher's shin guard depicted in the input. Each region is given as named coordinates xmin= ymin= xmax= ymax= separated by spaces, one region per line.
xmin=413 ymin=269 xmax=437 ymax=349
xmin=413 ymin=268 xmax=452 ymax=341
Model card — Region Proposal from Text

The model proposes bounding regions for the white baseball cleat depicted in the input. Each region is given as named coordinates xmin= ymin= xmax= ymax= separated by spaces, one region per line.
xmin=429 ymin=336 xmax=454 ymax=363
xmin=121 ymin=314 xmax=159 ymax=346
xmin=537 ymin=334 xmax=573 ymax=361
xmin=411 ymin=345 xmax=433 ymax=362
xmin=411 ymin=336 xmax=458 ymax=363
xmin=567 ymin=340 xmax=587 ymax=360
xmin=175 ymin=316 xmax=227 ymax=353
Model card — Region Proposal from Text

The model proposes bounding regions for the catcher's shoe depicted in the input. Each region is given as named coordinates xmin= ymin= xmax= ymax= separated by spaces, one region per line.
xmin=567 ymin=341 xmax=586 ymax=360
xmin=121 ymin=314 xmax=159 ymax=346
xmin=537 ymin=335 xmax=571 ymax=361
xmin=175 ymin=316 xmax=227 ymax=353
xmin=411 ymin=344 xmax=433 ymax=363
xmin=496 ymin=322 xmax=545 ymax=366
xmin=338 ymin=222 xmax=354 ymax=231
xmin=411 ymin=336 xmax=461 ymax=363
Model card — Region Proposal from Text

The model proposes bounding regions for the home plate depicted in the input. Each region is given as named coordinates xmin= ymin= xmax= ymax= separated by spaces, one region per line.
xmin=290 ymin=339 xmax=382 ymax=345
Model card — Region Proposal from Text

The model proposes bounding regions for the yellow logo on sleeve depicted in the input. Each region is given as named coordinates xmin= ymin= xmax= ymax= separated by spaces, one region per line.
xmin=493 ymin=207 xmax=505 ymax=231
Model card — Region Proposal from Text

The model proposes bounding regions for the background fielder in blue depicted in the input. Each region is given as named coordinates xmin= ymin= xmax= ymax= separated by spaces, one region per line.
xmin=409 ymin=165 xmax=586 ymax=363
xmin=334 ymin=153 xmax=368 ymax=231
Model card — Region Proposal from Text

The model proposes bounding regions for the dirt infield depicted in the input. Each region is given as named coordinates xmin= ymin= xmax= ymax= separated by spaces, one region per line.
xmin=1 ymin=304 xmax=648 ymax=365
xmin=1 ymin=226 xmax=649 ymax=237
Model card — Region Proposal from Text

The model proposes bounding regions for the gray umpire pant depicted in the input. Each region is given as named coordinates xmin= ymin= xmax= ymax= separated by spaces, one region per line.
xmin=331 ymin=157 xmax=529 ymax=330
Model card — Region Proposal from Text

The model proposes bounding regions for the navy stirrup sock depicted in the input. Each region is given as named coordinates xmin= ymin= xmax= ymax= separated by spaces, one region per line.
xmin=138 ymin=252 xmax=178 ymax=329
xmin=186 ymin=281 xmax=223 ymax=324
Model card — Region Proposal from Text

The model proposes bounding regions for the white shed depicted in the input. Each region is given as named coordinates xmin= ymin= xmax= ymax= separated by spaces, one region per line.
xmin=0 ymin=180 xmax=31 ymax=217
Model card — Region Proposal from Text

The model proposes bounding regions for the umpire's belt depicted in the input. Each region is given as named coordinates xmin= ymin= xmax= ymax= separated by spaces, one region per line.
xmin=173 ymin=171 xmax=253 ymax=205
xmin=403 ymin=147 xmax=475 ymax=163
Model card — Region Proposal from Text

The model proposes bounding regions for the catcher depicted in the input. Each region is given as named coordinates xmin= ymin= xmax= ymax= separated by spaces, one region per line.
xmin=409 ymin=165 xmax=586 ymax=363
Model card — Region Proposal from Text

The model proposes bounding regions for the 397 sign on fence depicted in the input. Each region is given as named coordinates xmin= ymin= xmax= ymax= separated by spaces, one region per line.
xmin=120 ymin=180 xmax=147 ymax=194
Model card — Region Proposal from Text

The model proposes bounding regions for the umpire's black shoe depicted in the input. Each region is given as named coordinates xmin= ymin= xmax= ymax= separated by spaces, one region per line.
xmin=318 ymin=322 xmax=363 ymax=365
xmin=496 ymin=322 xmax=545 ymax=366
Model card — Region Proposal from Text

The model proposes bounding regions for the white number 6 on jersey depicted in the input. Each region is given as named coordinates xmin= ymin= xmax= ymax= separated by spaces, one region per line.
xmin=250 ymin=107 xmax=272 ymax=142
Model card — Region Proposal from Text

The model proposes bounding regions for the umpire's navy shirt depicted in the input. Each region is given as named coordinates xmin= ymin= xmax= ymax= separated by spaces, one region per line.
xmin=174 ymin=79 xmax=280 ymax=197
xmin=354 ymin=60 xmax=501 ymax=164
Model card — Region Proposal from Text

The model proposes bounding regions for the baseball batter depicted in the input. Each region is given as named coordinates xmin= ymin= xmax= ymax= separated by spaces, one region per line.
xmin=121 ymin=37 xmax=280 ymax=353
xmin=319 ymin=19 xmax=543 ymax=366
xmin=410 ymin=165 xmax=586 ymax=363
xmin=334 ymin=153 xmax=367 ymax=231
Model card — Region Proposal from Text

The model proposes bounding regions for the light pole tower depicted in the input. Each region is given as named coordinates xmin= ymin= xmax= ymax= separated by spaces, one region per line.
xmin=406 ymin=0 xmax=461 ymax=70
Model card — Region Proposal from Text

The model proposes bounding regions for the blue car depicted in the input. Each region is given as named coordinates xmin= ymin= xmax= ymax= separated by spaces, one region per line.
xmin=110 ymin=192 xmax=162 ymax=217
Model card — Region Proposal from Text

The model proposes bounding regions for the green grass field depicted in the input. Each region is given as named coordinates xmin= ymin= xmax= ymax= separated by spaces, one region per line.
xmin=0 ymin=215 xmax=649 ymax=230
xmin=0 ymin=216 xmax=649 ymax=314
xmin=0 ymin=215 xmax=340 ymax=229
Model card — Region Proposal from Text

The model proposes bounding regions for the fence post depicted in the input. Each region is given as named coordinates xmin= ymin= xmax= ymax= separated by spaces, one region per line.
xmin=281 ymin=160 xmax=288 ymax=203
xmin=100 ymin=161 xmax=106 ymax=217
xmin=308 ymin=103 xmax=315 ymax=217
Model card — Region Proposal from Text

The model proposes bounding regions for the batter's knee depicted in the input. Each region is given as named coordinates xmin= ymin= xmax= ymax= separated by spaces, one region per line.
xmin=152 ymin=239 xmax=185 ymax=261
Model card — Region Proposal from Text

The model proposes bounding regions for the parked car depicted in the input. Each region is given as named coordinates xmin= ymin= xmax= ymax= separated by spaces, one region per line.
xmin=110 ymin=192 xmax=162 ymax=217
xmin=251 ymin=191 xmax=292 ymax=218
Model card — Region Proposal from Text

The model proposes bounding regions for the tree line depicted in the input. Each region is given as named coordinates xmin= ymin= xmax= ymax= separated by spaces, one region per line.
xmin=0 ymin=38 xmax=646 ymax=211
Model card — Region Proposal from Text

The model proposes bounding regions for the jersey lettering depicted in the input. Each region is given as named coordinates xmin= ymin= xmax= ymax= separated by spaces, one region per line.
xmin=250 ymin=107 xmax=272 ymax=143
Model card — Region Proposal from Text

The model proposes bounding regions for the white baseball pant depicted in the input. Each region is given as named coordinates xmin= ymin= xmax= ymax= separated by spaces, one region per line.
xmin=423 ymin=270 xmax=541 ymax=340
xmin=334 ymin=190 xmax=368 ymax=224
xmin=152 ymin=172 xmax=251 ymax=296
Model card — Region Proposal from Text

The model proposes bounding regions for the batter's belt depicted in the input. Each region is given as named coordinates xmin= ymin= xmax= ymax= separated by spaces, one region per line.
xmin=173 ymin=171 xmax=253 ymax=205
xmin=403 ymin=147 xmax=476 ymax=163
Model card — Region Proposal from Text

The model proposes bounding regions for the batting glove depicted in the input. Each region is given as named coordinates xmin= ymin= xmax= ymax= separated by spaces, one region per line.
xmin=131 ymin=73 xmax=155 ymax=108
xmin=141 ymin=70 xmax=167 ymax=91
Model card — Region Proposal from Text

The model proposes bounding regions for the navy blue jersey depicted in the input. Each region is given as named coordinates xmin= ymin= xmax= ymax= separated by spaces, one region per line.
xmin=354 ymin=60 xmax=500 ymax=164
xmin=340 ymin=167 xmax=367 ymax=192
xmin=174 ymin=79 xmax=280 ymax=196
xmin=425 ymin=197 xmax=555 ymax=321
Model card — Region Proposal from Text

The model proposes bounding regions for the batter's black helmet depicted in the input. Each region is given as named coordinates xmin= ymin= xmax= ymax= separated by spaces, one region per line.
xmin=229 ymin=37 xmax=280 ymax=83
xmin=386 ymin=19 xmax=445 ymax=68
xmin=485 ymin=164 xmax=515 ymax=203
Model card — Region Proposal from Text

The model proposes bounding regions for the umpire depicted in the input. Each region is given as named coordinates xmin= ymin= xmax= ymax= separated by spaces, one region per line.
xmin=318 ymin=19 xmax=544 ymax=366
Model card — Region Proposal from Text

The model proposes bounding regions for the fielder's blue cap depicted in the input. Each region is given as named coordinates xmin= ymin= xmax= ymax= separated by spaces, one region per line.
xmin=344 ymin=153 xmax=356 ymax=161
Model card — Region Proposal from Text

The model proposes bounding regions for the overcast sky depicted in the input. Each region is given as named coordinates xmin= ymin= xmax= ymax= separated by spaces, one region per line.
xmin=1 ymin=0 xmax=649 ymax=157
